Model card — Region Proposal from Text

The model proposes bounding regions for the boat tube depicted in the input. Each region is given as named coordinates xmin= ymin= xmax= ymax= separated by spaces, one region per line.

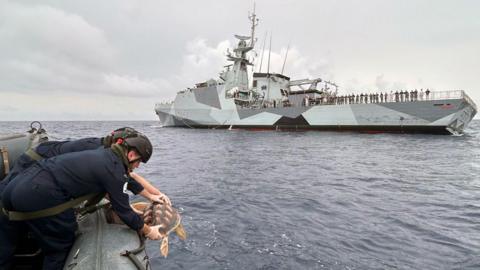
xmin=0 ymin=121 xmax=48 ymax=180
xmin=64 ymin=204 xmax=149 ymax=270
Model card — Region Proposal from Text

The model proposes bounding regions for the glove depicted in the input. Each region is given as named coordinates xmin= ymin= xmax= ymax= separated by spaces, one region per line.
xmin=144 ymin=225 xmax=162 ymax=240
xmin=150 ymin=193 xmax=172 ymax=206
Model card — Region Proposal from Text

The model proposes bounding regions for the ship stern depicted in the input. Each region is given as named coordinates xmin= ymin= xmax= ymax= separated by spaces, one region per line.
xmin=446 ymin=91 xmax=477 ymax=134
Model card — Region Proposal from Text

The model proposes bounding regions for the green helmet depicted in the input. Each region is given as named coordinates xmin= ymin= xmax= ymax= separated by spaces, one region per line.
xmin=123 ymin=133 xmax=153 ymax=163
xmin=112 ymin=127 xmax=138 ymax=141
xmin=103 ymin=127 xmax=138 ymax=147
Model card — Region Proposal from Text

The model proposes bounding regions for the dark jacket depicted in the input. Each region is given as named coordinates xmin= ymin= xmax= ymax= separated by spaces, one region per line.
xmin=36 ymin=147 xmax=144 ymax=230
xmin=1 ymin=138 xmax=143 ymax=195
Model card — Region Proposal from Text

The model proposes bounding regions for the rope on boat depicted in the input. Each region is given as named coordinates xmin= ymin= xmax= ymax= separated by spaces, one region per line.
xmin=121 ymin=232 xmax=149 ymax=270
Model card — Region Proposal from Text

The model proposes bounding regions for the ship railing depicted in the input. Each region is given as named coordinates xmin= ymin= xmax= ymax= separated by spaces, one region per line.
xmin=426 ymin=90 xmax=463 ymax=100
xmin=155 ymin=101 xmax=173 ymax=106
xmin=380 ymin=89 xmax=465 ymax=102
xmin=286 ymin=89 xmax=473 ymax=108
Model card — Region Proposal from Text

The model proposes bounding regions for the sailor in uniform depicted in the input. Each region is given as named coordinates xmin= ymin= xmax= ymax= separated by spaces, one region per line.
xmin=0 ymin=132 xmax=165 ymax=269
xmin=0 ymin=127 xmax=169 ymax=202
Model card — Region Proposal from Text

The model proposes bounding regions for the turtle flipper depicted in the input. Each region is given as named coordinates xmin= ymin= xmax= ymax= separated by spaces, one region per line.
xmin=175 ymin=223 xmax=187 ymax=240
xmin=160 ymin=237 xmax=169 ymax=257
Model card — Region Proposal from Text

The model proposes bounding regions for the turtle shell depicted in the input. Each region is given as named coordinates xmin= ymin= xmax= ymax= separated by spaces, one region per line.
xmin=142 ymin=202 xmax=181 ymax=237
xmin=130 ymin=201 xmax=187 ymax=257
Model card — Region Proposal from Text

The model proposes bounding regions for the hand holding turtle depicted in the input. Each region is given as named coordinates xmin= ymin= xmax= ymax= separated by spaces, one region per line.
xmin=143 ymin=225 xmax=162 ymax=240
xmin=150 ymin=192 xmax=171 ymax=206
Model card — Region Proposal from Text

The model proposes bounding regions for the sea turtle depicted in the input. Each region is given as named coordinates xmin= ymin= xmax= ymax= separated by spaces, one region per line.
xmin=131 ymin=202 xmax=187 ymax=257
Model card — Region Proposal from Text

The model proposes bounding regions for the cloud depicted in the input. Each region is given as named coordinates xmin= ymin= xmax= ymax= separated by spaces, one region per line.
xmin=0 ymin=104 xmax=19 ymax=113
xmin=340 ymin=74 xmax=409 ymax=94
xmin=102 ymin=74 xmax=172 ymax=97
xmin=174 ymin=39 xmax=231 ymax=87
xmin=0 ymin=2 xmax=114 ymax=68
xmin=0 ymin=91 xmax=158 ymax=121
xmin=254 ymin=46 xmax=332 ymax=80
xmin=0 ymin=2 xmax=115 ymax=92
xmin=0 ymin=1 xmax=170 ymax=99
xmin=374 ymin=74 xmax=407 ymax=91
xmin=375 ymin=74 xmax=389 ymax=90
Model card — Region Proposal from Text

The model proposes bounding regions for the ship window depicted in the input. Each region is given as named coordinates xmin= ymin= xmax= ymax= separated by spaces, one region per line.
xmin=253 ymin=80 xmax=257 ymax=87
xmin=261 ymin=85 xmax=267 ymax=90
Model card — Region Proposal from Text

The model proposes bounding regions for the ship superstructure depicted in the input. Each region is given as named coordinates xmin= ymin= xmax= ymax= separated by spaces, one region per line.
xmin=155 ymin=10 xmax=477 ymax=135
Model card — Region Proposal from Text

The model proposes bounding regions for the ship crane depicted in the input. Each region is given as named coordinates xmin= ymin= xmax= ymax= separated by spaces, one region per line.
xmin=289 ymin=78 xmax=323 ymax=91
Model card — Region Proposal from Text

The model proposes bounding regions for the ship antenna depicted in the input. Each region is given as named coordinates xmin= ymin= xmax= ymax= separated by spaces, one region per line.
xmin=266 ymin=33 xmax=272 ymax=101
xmin=258 ymin=32 xmax=267 ymax=73
xmin=281 ymin=41 xmax=290 ymax=74
xmin=248 ymin=2 xmax=259 ymax=48
xmin=267 ymin=33 xmax=272 ymax=75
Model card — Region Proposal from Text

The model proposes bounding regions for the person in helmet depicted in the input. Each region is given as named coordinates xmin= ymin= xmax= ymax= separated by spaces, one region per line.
xmin=106 ymin=128 xmax=170 ymax=204
xmin=0 ymin=131 xmax=166 ymax=269
xmin=0 ymin=127 xmax=170 ymax=204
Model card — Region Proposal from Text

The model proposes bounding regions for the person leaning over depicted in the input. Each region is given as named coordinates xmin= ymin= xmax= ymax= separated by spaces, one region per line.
xmin=1 ymin=133 xmax=164 ymax=269
xmin=0 ymin=127 xmax=170 ymax=204
xmin=0 ymin=128 xmax=171 ymax=268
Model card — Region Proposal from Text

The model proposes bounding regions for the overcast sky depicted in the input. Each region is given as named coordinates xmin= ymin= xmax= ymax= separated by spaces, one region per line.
xmin=1 ymin=0 xmax=479 ymax=120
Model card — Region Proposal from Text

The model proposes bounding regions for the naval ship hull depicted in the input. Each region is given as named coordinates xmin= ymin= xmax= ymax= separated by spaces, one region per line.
xmin=155 ymin=94 xmax=477 ymax=135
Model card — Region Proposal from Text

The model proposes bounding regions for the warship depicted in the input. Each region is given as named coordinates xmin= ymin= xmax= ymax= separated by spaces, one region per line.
xmin=155 ymin=10 xmax=477 ymax=135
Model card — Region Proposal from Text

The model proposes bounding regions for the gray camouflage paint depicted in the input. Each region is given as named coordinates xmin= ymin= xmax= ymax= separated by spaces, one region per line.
xmin=155 ymin=89 xmax=478 ymax=134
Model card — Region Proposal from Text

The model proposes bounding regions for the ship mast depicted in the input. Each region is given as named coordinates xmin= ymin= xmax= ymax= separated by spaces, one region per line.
xmin=249 ymin=3 xmax=258 ymax=48
xmin=223 ymin=6 xmax=258 ymax=97
xmin=266 ymin=34 xmax=272 ymax=102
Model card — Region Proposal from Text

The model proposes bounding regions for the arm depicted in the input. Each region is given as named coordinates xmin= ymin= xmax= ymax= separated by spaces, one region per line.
xmin=125 ymin=173 xmax=171 ymax=205
xmin=129 ymin=172 xmax=161 ymax=195
xmin=103 ymin=171 xmax=144 ymax=231
xmin=139 ymin=189 xmax=155 ymax=201
xmin=129 ymin=172 xmax=172 ymax=205
xmin=138 ymin=188 xmax=171 ymax=206
xmin=102 ymin=179 xmax=162 ymax=240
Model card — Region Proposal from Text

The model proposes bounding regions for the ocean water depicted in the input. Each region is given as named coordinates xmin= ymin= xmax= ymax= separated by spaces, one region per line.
xmin=1 ymin=120 xmax=480 ymax=270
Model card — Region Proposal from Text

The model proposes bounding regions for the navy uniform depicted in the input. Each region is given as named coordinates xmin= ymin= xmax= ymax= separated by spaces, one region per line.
xmin=2 ymin=147 xmax=145 ymax=269
xmin=1 ymin=138 xmax=102 ymax=187
xmin=0 ymin=137 xmax=143 ymax=196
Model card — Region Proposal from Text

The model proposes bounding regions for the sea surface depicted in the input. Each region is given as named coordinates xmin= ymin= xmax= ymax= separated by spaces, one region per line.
xmin=1 ymin=120 xmax=480 ymax=270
